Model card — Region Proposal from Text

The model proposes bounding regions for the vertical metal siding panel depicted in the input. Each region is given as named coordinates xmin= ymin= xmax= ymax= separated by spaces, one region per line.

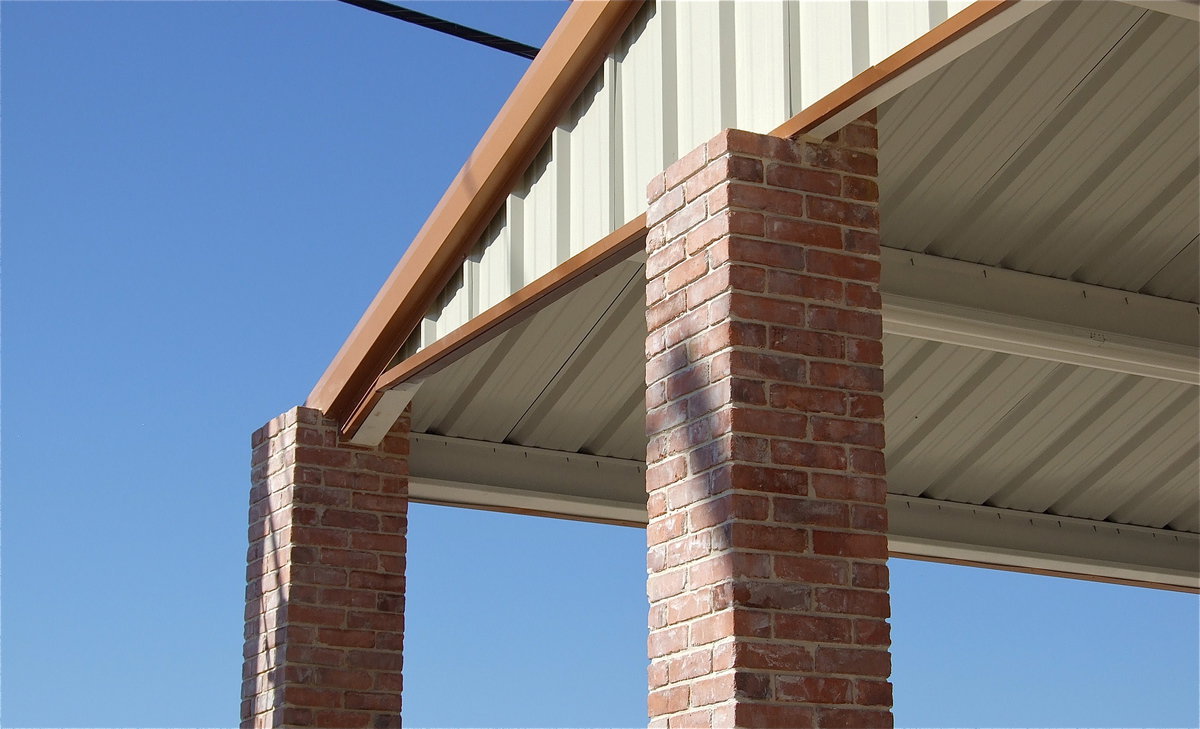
xmin=660 ymin=0 xmax=680 ymax=170
xmin=523 ymin=141 xmax=557 ymax=286
xmin=436 ymin=269 xmax=468 ymax=341
xmin=868 ymin=1 xmax=929 ymax=65
xmin=617 ymin=1 xmax=663 ymax=220
xmin=734 ymin=0 xmax=790 ymax=135
xmin=554 ymin=125 xmax=573 ymax=266
xmin=946 ymin=0 xmax=976 ymax=17
xmin=795 ymin=1 xmax=854 ymax=111
xmin=476 ymin=212 xmax=509 ymax=314
xmin=569 ymin=69 xmax=613 ymax=256
xmin=507 ymin=179 xmax=527 ymax=294
xmin=674 ymin=0 xmax=723 ymax=158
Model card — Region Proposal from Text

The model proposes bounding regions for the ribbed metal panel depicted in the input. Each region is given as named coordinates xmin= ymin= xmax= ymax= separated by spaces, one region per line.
xmin=410 ymin=301 xmax=1199 ymax=536
xmin=409 ymin=260 xmax=645 ymax=447
xmin=407 ymin=0 xmax=960 ymax=354
xmin=879 ymin=1 xmax=1199 ymax=303
xmin=882 ymin=334 xmax=1199 ymax=532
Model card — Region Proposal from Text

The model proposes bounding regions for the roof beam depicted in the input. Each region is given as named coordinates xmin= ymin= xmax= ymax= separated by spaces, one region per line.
xmin=408 ymin=433 xmax=1200 ymax=592
xmin=881 ymin=249 xmax=1200 ymax=385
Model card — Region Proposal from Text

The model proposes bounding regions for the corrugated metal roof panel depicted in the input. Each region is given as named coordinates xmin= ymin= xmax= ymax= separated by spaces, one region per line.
xmin=881 ymin=335 xmax=1199 ymax=531
xmin=880 ymin=1 xmax=1199 ymax=303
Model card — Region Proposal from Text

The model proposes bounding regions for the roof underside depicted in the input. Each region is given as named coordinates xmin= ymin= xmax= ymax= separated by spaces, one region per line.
xmin=881 ymin=0 xmax=1198 ymax=302
xmin=384 ymin=1 xmax=1198 ymax=588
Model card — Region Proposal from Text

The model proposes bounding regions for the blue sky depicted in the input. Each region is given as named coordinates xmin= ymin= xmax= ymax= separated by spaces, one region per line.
xmin=1 ymin=2 xmax=1197 ymax=727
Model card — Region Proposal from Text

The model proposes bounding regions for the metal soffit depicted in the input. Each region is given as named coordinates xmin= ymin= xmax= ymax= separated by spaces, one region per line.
xmin=879 ymin=1 xmax=1199 ymax=303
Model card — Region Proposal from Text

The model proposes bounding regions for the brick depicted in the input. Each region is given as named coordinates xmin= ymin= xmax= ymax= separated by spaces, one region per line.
xmin=807 ymin=195 xmax=879 ymax=230
xmin=777 ymin=675 xmax=852 ymax=704
xmin=646 ymin=123 xmax=889 ymax=722
xmin=855 ymin=679 xmax=893 ymax=706
xmin=813 ymin=587 xmax=891 ymax=618
xmin=773 ymin=497 xmax=850 ymax=527
xmin=807 ymin=306 xmax=882 ymax=338
xmin=773 ymin=554 xmax=848 ymax=585
xmin=770 ymin=326 xmax=844 ymax=359
xmin=712 ymin=235 xmax=807 ymax=271
xmin=648 ymin=686 xmax=690 ymax=716
xmin=771 ymin=440 xmax=847 ymax=471
xmin=732 ymin=704 xmax=818 ymax=729
xmin=819 ymin=708 xmax=894 ymax=729
xmin=767 ymin=270 xmax=843 ymax=301
xmin=811 ymin=416 xmax=885 ymax=447
xmin=806 ymin=249 xmax=881 ymax=283
xmin=685 ymin=155 xmax=764 ymax=201
xmin=810 ymin=362 xmax=884 ymax=392
xmin=765 ymin=163 xmax=840 ymax=195
xmin=812 ymin=532 xmax=889 ymax=560
xmin=243 ymin=407 xmax=410 ymax=727
xmin=815 ymin=647 xmax=891 ymax=677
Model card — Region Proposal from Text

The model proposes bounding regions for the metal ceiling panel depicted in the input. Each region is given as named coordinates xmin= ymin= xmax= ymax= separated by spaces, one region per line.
xmin=880 ymin=1 xmax=1200 ymax=303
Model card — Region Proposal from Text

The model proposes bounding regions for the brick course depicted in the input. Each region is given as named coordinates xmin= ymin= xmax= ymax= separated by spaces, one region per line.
xmin=243 ymin=406 xmax=409 ymax=729
xmin=645 ymin=117 xmax=892 ymax=728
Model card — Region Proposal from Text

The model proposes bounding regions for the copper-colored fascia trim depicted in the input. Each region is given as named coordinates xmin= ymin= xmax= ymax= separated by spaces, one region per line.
xmin=771 ymin=0 xmax=1023 ymax=139
xmin=342 ymin=214 xmax=646 ymax=437
xmin=308 ymin=0 xmax=647 ymax=423
xmin=892 ymin=552 xmax=1200 ymax=594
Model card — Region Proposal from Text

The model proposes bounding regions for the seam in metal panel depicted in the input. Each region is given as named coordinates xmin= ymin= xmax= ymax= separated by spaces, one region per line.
xmin=1048 ymin=387 xmax=1198 ymax=514
xmin=504 ymin=263 xmax=644 ymax=443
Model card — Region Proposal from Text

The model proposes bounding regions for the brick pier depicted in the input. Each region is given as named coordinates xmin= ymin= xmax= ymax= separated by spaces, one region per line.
xmin=644 ymin=118 xmax=893 ymax=728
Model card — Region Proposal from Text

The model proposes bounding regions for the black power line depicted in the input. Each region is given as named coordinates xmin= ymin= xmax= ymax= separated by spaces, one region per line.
xmin=335 ymin=0 xmax=540 ymax=60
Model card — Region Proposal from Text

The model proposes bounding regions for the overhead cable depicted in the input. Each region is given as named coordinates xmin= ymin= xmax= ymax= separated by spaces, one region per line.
xmin=335 ymin=0 xmax=540 ymax=60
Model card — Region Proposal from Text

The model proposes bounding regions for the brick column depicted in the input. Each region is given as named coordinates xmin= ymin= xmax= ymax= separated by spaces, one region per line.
xmin=243 ymin=406 xmax=409 ymax=729
xmin=644 ymin=116 xmax=891 ymax=729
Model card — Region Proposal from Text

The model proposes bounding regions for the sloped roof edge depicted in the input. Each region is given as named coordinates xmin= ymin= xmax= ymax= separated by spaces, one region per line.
xmin=310 ymin=0 xmax=1034 ymax=430
xmin=308 ymin=0 xmax=646 ymax=422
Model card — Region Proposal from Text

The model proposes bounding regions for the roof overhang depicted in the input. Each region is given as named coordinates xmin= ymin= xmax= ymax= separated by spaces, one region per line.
xmin=308 ymin=0 xmax=1200 ymax=591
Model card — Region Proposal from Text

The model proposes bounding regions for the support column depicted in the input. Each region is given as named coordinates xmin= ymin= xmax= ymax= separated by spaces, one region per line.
xmin=243 ymin=406 xmax=409 ymax=728
xmin=644 ymin=116 xmax=891 ymax=728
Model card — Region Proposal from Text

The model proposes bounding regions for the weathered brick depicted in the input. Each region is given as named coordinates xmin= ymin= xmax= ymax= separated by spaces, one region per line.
xmin=646 ymin=123 xmax=889 ymax=723
xmin=243 ymin=407 xmax=409 ymax=728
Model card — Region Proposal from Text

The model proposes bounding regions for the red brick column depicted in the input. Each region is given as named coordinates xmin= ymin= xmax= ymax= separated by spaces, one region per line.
xmin=243 ymin=406 xmax=409 ymax=729
xmin=644 ymin=117 xmax=891 ymax=729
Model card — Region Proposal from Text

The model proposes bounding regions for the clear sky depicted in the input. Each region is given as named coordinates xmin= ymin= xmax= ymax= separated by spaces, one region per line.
xmin=2 ymin=2 xmax=1197 ymax=727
